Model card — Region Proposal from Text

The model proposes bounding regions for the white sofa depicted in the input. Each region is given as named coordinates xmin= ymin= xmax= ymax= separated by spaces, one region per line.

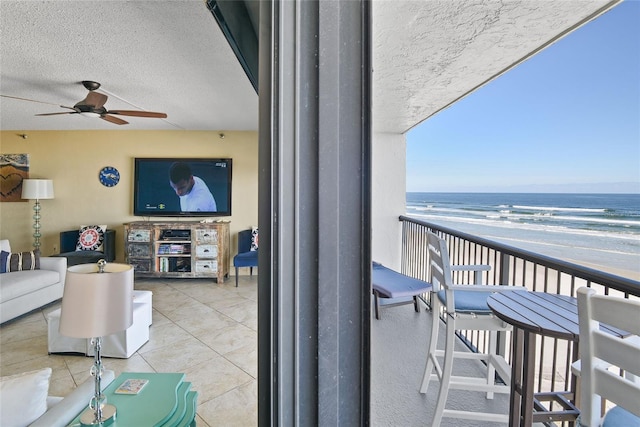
xmin=0 ymin=367 xmax=114 ymax=427
xmin=0 ymin=239 xmax=67 ymax=324
xmin=30 ymin=369 xmax=115 ymax=427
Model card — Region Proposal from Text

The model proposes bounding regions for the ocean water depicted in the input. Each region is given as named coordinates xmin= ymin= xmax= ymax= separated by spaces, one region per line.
xmin=406 ymin=193 xmax=640 ymax=278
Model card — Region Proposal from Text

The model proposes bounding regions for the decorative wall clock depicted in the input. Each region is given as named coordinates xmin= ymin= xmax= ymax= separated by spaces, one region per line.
xmin=99 ymin=166 xmax=120 ymax=187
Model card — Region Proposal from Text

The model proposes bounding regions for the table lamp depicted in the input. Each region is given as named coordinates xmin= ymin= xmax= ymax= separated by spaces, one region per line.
xmin=21 ymin=179 xmax=54 ymax=251
xmin=59 ymin=260 xmax=134 ymax=426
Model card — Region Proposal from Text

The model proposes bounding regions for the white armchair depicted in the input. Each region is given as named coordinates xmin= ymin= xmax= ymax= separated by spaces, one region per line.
xmin=573 ymin=287 xmax=640 ymax=427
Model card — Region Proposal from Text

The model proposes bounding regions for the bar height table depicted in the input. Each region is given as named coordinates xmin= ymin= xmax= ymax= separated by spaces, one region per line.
xmin=487 ymin=291 xmax=581 ymax=427
xmin=487 ymin=290 xmax=628 ymax=427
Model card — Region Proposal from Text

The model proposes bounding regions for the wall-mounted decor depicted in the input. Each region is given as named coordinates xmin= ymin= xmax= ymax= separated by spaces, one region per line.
xmin=99 ymin=166 xmax=120 ymax=187
xmin=0 ymin=154 xmax=30 ymax=202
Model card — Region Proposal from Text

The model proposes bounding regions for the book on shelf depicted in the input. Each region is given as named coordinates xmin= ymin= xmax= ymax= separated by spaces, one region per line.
xmin=158 ymin=244 xmax=191 ymax=255
xmin=169 ymin=244 xmax=189 ymax=254
xmin=159 ymin=257 xmax=169 ymax=272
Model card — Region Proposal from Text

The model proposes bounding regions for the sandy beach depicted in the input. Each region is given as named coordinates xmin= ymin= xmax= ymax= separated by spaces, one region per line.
xmin=564 ymin=258 xmax=640 ymax=282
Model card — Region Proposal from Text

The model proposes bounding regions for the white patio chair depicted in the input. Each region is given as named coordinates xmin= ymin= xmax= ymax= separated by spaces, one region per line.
xmin=574 ymin=287 xmax=640 ymax=427
xmin=420 ymin=231 xmax=521 ymax=426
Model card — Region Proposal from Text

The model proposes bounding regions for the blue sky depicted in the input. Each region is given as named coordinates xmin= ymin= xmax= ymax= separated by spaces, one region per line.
xmin=406 ymin=1 xmax=640 ymax=193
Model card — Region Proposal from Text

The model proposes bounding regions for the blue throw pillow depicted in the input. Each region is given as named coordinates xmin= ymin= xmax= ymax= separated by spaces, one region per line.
xmin=0 ymin=250 xmax=8 ymax=273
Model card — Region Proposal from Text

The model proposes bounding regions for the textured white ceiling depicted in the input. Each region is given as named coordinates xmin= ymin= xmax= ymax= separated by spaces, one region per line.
xmin=0 ymin=0 xmax=619 ymax=133
xmin=0 ymin=0 xmax=258 ymax=131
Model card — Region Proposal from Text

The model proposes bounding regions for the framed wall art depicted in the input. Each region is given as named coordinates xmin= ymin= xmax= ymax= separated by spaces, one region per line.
xmin=0 ymin=154 xmax=30 ymax=202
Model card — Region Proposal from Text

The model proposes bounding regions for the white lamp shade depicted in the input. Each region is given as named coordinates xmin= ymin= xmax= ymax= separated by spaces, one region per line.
xmin=59 ymin=263 xmax=134 ymax=338
xmin=21 ymin=179 xmax=54 ymax=200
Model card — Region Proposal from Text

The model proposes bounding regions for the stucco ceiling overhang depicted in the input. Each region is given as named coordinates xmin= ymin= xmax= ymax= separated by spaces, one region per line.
xmin=0 ymin=0 xmax=620 ymax=133
xmin=372 ymin=0 xmax=620 ymax=133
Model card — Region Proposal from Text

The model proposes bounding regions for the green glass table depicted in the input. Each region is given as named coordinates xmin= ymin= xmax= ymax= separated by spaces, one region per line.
xmin=67 ymin=372 xmax=197 ymax=427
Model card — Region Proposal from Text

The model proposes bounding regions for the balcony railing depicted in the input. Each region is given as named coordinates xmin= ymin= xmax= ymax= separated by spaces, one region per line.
xmin=398 ymin=215 xmax=640 ymax=412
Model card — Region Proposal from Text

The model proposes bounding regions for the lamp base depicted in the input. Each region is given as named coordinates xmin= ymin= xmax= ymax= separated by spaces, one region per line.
xmin=80 ymin=404 xmax=116 ymax=426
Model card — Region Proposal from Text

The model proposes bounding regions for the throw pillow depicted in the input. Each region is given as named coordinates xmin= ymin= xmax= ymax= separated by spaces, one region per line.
xmin=76 ymin=225 xmax=107 ymax=252
xmin=0 ymin=367 xmax=51 ymax=427
xmin=251 ymin=227 xmax=259 ymax=251
xmin=7 ymin=251 xmax=40 ymax=271
xmin=0 ymin=250 xmax=8 ymax=273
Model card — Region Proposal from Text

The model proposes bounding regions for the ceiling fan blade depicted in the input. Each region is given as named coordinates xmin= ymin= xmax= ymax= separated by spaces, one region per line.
xmin=107 ymin=110 xmax=167 ymax=118
xmin=76 ymin=91 xmax=108 ymax=108
xmin=2 ymin=95 xmax=78 ymax=113
xmin=88 ymin=91 xmax=107 ymax=108
xmin=35 ymin=111 xmax=77 ymax=116
xmin=1 ymin=94 xmax=74 ymax=109
xmin=101 ymin=114 xmax=129 ymax=125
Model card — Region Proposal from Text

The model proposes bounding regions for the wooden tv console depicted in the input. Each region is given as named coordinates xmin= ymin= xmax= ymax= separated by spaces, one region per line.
xmin=124 ymin=221 xmax=230 ymax=283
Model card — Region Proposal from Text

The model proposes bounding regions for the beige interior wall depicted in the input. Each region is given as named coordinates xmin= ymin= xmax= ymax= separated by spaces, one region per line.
xmin=0 ymin=130 xmax=258 ymax=266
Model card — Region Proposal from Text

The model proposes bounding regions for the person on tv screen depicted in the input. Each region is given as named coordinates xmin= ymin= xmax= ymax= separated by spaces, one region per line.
xmin=169 ymin=162 xmax=217 ymax=212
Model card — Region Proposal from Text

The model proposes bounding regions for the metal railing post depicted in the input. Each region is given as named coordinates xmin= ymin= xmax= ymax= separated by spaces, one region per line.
xmin=496 ymin=252 xmax=511 ymax=358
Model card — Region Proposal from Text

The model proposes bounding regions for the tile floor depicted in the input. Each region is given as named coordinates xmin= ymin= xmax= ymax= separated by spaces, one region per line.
xmin=2 ymin=274 xmax=515 ymax=426
xmin=0 ymin=275 xmax=258 ymax=427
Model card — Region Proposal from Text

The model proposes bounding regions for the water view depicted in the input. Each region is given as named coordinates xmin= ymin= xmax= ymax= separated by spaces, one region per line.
xmin=406 ymin=192 xmax=640 ymax=279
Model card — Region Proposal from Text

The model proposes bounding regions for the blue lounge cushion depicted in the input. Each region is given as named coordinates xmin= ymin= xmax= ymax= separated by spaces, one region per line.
xmin=602 ymin=406 xmax=640 ymax=427
xmin=437 ymin=289 xmax=492 ymax=313
xmin=372 ymin=262 xmax=431 ymax=298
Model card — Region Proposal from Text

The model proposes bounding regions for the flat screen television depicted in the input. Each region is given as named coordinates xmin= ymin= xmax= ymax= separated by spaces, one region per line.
xmin=133 ymin=158 xmax=232 ymax=217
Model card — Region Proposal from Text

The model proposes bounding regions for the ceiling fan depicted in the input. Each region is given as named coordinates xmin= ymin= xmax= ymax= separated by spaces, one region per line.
xmin=2 ymin=81 xmax=167 ymax=125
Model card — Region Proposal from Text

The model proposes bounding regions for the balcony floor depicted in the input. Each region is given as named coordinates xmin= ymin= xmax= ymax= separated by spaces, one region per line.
xmin=371 ymin=298 xmax=512 ymax=426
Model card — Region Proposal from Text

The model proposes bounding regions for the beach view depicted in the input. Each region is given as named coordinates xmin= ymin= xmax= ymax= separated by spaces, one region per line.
xmin=402 ymin=191 xmax=640 ymax=410
xmin=406 ymin=192 xmax=640 ymax=281
xmin=405 ymin=1 xmax=639 ymax=283
xmin=395 ymin=3 xmax=640 ymax=424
